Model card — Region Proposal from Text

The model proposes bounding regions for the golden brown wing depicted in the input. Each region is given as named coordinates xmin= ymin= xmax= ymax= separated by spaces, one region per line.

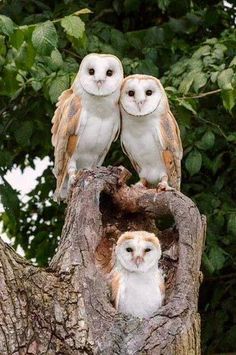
xmin=111 ymin=271 xmax=121 ymax=309
xmin=51 ymin=89 xmax=82 ymax=201
xmin=159 ymin=110 xmax=183 ymax=190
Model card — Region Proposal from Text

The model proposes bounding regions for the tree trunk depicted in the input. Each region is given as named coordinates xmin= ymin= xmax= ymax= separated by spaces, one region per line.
xmin=0 ymin=166 xmax=206 ymax=355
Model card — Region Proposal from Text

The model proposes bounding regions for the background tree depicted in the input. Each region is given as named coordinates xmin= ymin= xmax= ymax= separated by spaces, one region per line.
xmin=0 ymin=0 xmax=235 ymax=353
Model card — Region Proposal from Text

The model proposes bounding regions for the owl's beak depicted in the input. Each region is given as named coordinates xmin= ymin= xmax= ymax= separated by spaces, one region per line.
xmin=137 ymin=100 xmax=145 ymax=112
xmin=96 ymin=80 xmax=105 ymax=89
xmin=134 ymin=256 xmax=144 ymax=267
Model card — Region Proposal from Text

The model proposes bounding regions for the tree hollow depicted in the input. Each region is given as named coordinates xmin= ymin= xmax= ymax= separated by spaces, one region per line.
xmin=0 ymin=166 xmax=206 ymax=355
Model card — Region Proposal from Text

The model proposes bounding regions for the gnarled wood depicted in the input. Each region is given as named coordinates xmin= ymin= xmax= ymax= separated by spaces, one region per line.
xmin=0 ymin=166 xmax=206 ymax=354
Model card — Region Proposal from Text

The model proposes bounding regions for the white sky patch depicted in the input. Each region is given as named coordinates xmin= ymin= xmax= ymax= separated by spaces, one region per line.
xmin=5 ymin=156 xmax=50 ymax=197
xmin=0 ymin=156 xmax=50 ymax=256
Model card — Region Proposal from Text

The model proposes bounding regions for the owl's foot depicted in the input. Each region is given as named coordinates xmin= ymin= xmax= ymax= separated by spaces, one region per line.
xmin=134 ymin=178 xmax=148 ymax=189
xmin=156 ymin=181 xmax=174 ymax=192
xmin=68 ymin=173 xmax=76 ymax=188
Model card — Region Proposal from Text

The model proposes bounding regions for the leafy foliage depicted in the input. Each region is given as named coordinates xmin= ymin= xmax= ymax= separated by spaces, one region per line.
xmin=0 ymin=0 xmax=235 ymax=352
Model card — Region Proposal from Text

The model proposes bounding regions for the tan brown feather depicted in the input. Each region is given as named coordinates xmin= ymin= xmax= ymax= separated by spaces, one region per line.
xmin=51 ymin=89 xmax=82 ymax=201
xmin=160 ymin=108 xmax=183 ymax=190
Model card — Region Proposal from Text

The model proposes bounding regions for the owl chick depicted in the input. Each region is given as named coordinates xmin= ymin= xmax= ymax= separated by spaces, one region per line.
xmin=120 ymin=75 xmax=183 ymax=191
xmin=51 ymin=53 xmax=123 ymax=201
xmin=111 ymin=231 xmax=165 ymax=318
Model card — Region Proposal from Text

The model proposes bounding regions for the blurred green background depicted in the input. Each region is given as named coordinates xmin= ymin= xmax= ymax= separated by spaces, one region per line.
xmin=0 ymin=0 xmax=235 ymax=353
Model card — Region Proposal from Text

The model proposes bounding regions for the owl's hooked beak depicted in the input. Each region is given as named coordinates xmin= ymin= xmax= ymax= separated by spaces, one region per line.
xmin=134 ymin=255 xmax=144 ymax=267
xmin=96 ymin=80 xmax=105 ymax=89
xmin=136 ymin=100 xmax=145 ymax=112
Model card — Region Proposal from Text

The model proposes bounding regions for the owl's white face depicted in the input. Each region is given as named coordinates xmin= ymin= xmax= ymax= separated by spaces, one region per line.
xmin=120 ymin=75 xmax=164 ymax=116
xmin=78 ymin=53 xmax=123 ymax=96
xmin=115 ymin=231 xmax=161 ymax=273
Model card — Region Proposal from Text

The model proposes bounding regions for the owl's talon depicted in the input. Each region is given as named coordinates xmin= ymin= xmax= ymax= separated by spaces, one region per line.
xmin=134 ymin=181 xmax=146 ymax=189
xmin=156 ymin=181 xmax=174 ymax=192
xmin=68 ymin=174 xmax=76 ymax=188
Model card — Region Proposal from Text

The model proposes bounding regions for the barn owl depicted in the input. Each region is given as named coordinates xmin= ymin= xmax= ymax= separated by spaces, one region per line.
xmin=111 ymin=231 xmax=165 ymax=318
xmin=120 ymin=75 xmax=183 ymax=191
xmin=51 ymin=53 xmax=123 ymax=201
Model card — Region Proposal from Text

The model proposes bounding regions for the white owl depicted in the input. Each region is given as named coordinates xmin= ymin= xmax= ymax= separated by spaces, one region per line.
xmin=120 ymin=75 xmax=183 ymax=191
xmin=51 ymin=53 xmax=123 ymax=201
xmin=111 ymin=231 xmax=165 ymax=318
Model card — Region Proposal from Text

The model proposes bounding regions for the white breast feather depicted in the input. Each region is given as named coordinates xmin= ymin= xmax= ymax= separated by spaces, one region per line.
xmin=117 ymin=267 xmax=164 ymax=318
xmin=71 ymin=85 xmax=120 ymax=169
xmin=121 ymin=110 xmax=167 ymax=185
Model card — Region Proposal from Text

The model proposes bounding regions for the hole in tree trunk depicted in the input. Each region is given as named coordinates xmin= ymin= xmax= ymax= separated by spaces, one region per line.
xmin=96 ymin=191 xmax=179 ymax=306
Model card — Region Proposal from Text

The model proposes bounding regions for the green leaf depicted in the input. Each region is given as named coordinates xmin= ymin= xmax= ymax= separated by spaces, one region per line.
xmin=178 ymin=99 xmax=197 ymax=115
xmin=197 ymin=131 xmax=215 ymax=150
xmin=179 ymin=72 xmax=195 ymax=94
xmin=209 ymin=246 xmax=226 ymax=271
xmin=49 ymin=75 xmax=70 ymax=103
xmin=74 ymin=8 xmax=92 ymax=15
xmin=31 ymin=80 xmax=42 ymax=91
xmin=212 ymin=153 xmax=224 ymax=175
xmin=217 ymin=68 xmax=234 ymax=90
xmin=134 ymin=59 xmax=159 ymax=76
xmin=212 ymin=43 xmax=227 ymax=60
xmin=192 ymin=45 xmax=211 ymax=59
xmin=32 ymin=21 xmax=58 ymax=55
xmin=9 ymin=29 xmax=24 ymax=49
xmin=50 ymin=49 xmax=63 ymax=68
xmin=210 ymin=71 xmax=218 ymax=83
xmin=0 ymin=15 xmax=14 ymax=36
xmin=0 ymin=35 xmax=6 ymax=56
xmin=227 ymin=214 xmax=236 ymax=237
xmin=188 ymin=58 xmax=203 ymax=71
xmin=202 ymin=253 xmax=215 ymax=274
xmin=0 ymin=182 xmax=20 ymax=226
xmin=61 ymin=15 xmax=85 ymax=39
xmin=14 ymin=121 xmax=33 ymax=146
xmin=185 ymin=149 xmax=202 ymax=176
xmin=221 ymin=89 xmax=236 ymax=112
xmin=193 ymin=72 xmax=208 ymax=92
xmin=110 ymin=29 xmax=127 ymax=53
xmin=15 ymin=41 xmax=35 ymax=70
xmin=157 ymin=0 xmax=170 ymax=11
xmin=0 ymin=66 xmax=20 ymax=95
xmin=0 ymin=151 xmax=13 ymax=168
xmin=229 ymin=56 xmax=236 ymax=67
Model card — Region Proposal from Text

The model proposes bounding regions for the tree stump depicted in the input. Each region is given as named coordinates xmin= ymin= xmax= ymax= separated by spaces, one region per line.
xmin=0 ymin=166 xmax=206 ymax=355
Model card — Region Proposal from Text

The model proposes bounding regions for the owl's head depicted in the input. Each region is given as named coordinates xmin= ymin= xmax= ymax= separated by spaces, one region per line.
xmin=120 ymin=74 xmax=166 ymax=116
xmin=115 ymin=231 xmax=161 ymax=273
xmin=76 ymin=53 xmax=123 ymax=96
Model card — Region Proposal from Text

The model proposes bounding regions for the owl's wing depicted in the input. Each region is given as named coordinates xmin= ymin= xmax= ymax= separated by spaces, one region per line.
xmin=51 ymin=88 xmax=82 ymax=201
xmin=158 ymin=110 xmax=183 ymax=190
xmin=111 ymin=271 xmax=121 ymax=309
xmin=121 ymin=140 xmax=141 ymax=174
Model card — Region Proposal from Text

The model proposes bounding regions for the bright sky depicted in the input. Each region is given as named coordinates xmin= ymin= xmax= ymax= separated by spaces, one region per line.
xmin=0 ymin=157 xmax=50 ymax=255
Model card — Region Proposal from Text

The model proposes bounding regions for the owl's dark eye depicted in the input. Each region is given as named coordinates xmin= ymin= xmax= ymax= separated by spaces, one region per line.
xmin=146 ymin=90 xmax=153 ymax=96
xmin=126 ymin=247 xmax=133 ymax=252
xmin=128 ymin=90 xmax=135 ymax=97
xmin=88 ymin=68 xmax=95 ymax=75
xmin=145 ymin=248 xmax=151 ymax=252
xmin=106 ymin=69 xmax=113 ymax=76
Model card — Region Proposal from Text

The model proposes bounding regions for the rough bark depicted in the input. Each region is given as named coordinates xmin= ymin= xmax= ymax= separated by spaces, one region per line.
xmin=0 ymin=166 xmax=206 ymax=355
